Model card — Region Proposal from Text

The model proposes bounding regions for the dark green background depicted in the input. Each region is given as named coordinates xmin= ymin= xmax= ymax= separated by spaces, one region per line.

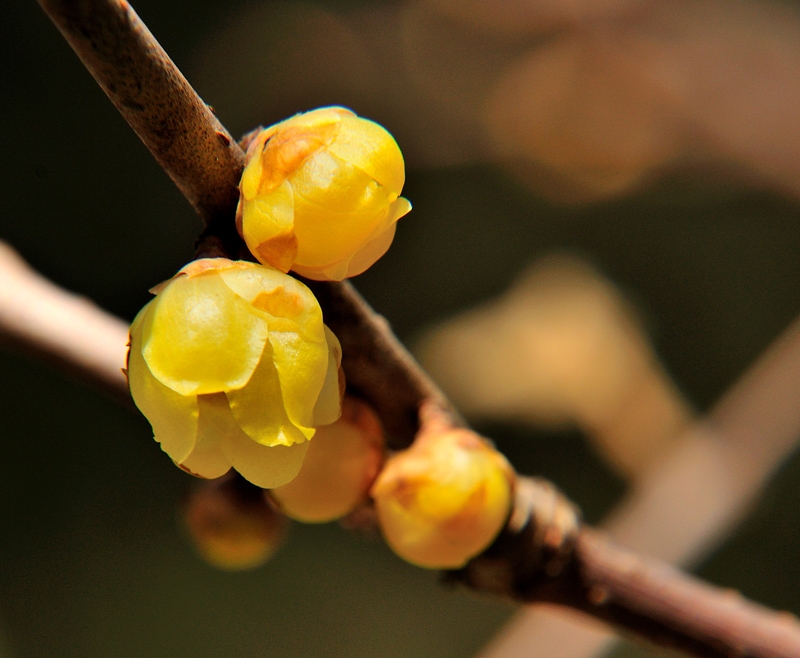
xmin=2 ymin=2 xmax=799 ymax=656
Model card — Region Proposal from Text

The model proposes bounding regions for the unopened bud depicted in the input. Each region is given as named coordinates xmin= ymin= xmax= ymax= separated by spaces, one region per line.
xmin=371 ymin=428 xmax=514 ymax=569
xmin=237 ymin=107 xmax=411 ymax=281
xmin=271 ymin=397 xmax=384 ymax=523
xmin=182 ymin=477 xmax=288 ymax=570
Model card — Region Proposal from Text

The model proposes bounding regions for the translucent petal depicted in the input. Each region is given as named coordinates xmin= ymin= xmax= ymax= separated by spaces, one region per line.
xmin=344 ymin=221 xmax=398 ymax=279
xmin=291 ymin=151 xmax=394 ymax=267
xmin=128 ymin=303 xmax=199 ymax=463
xmin=143 ymin=272 xmax=270 ymax=396
xmin=269 ymin=328 xmax=329 ymax=431
xmin=312 ymin=326 xmax=344 ymax=426
xmin=217 ymin=264 xmax=324 ymax=341
xmin=256 ymin=121 xmax=339 ymax=194
xmin=241 ymin=180 xmax=297 ymax=272
xmin=327 ymin=115 xmax=405 ymax=194
xmin=240 ymin=140 xmax=265 ymax=201
xmin=179 ymin=393 xmax=233 ymax=479
xmin=226 ymin=342 xmax=312 ymax=447
xmin=201 ymin=392 xmax=310 ymax=488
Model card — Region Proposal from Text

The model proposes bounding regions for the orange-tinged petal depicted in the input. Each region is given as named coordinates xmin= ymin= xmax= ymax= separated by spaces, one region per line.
xmin=217 ymin=264 xmax=324 ymax=341
xmin=142 ymin=272 xmax=270 ymax=396
xmin=128 ymin=303 xmax=198 ymax=464
xmin=343 ymin=221 xmax=398 ymax=279
xmin=271 ymin=397 xmax=383 ymax=523
xmin=256 ymin=121 xmax=339 ymax=194
xmin=240 ymin=179 xmax=297 ymax=273
xmin=372 ymin=429 xmax=514 ymax=569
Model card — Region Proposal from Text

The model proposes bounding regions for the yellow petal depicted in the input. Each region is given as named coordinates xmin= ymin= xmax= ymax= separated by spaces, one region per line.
xmin=240 ymin=137 xmax=265 ymax=200
xmin=343 ymin=221 xmax=398 ymax=279
xmin=226 ymin=342 xmax=312 ymax=446
xmin=372 ymin=430 xmax=513 ymax=569
xmin=224 ymin=431 xmax=310 ymax=489
xmin=291 ymin=151 xmax=394 ymax=266
xmin=327 ymin=115 xmax=405 ymax=194
xmin=312 ymin=326 xmax=344 ymax=426
xmin=142 ymin=271 xmax=270 ymax=396
xmin=178 ymin=394 xmax=233 ymax=479
xmin=217 ymin=264 xmax=324 ymax=341
xmin=241 ymin=179 xmax=297 ymax=272
xmin=128 ymin=303 xmax=199 ymax=464
xmin=269 ymin=328 xmax=329 ymax=431
xmin=200 ymin=392 xmax=309 ymax=488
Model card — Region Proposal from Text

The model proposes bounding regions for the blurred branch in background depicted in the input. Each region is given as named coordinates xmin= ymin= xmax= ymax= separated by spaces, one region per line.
xmin=0 ymin=241 xmax=130 ymax=407
xmin=417 ymin=256 xmax=800 ymax=658
xmin=197 ymin=0 xmax=800 ymax=202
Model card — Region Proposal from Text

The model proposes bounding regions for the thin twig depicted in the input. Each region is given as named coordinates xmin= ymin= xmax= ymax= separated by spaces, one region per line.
xmin=32 ymin=1 xmax=800 ymax=656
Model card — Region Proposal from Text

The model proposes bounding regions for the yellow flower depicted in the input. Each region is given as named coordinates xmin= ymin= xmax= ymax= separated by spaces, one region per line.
xmin=236 ymin=107 xmax=411 ymax=281
xmin=271 ymin=397 xmax=384 ymax=523
xmin=371 ymin=428 xmax=514 ymax=569
xmin=127 ymin=258 xmax=343 ymax=488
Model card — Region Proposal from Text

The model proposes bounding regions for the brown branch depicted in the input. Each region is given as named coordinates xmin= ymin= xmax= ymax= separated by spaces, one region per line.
xmin=37 ymin=0 xmax=244 ymax=227
xmin=454 ymin=485 xmax=800 ymax=658
xmin=37 ymin=0 xmax=456 ymax=449
xmin=34 ymin=1 xmax=800 ymax=656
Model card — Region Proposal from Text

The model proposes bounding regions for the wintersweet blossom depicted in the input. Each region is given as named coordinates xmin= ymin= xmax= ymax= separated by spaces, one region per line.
xmin=271 ymin=397 xmax=384 ymax=523
xmin=236 ymin=106 xmax=411 ymax=281
xmin=127 ymin=258 xmax=343 ymax=488
xmin=371 ymin=428 xmax=514 ymax=569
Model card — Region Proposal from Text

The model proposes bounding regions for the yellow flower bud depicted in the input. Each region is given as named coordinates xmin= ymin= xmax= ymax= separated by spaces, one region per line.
xmin=182 ymin=477 xmax=288 ymax=571
xmin=127 ymin=258 xmax=343 ymax=489
xmin=236 ymin=107 xmax=411 ymax=281
xmin=371 ymin=428 xmax=514 ymax=569
xmin=271 ymin=397 xmax=384 ymax=523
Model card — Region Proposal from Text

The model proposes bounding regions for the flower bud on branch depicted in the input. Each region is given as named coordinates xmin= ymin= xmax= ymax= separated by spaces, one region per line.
xmin=127 ymin=258 xmax=343 ymax=488
xmin=372 ymin=426 xmax=515 ymax=569
xmin=237 ymin=107 xmax=411 ymax=281
xmin=271 ymin=396 xmax=385 ymax=523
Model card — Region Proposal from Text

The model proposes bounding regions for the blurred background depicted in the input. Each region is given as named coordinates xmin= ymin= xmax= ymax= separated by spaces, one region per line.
xmin=3 ymin=0 xmax=800 ymax=656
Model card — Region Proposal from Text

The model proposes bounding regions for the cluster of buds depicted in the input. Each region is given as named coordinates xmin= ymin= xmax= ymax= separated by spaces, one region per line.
xmin=129 ymin=106 xmax=515 ymax=571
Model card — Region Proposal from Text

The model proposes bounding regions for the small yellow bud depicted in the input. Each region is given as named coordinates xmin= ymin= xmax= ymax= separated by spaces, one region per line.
xmin=371 ymin=428 xmax=514 ymax=569
xmin=271 ymin=397 xmax=384 ymax=523
xmin=182 ymin=477 xmax=288 ymax=570
xmin=127 ymin=258 xmax=343 ymax=488
xmin=236 ymin=107 xmax=411 ymax=281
